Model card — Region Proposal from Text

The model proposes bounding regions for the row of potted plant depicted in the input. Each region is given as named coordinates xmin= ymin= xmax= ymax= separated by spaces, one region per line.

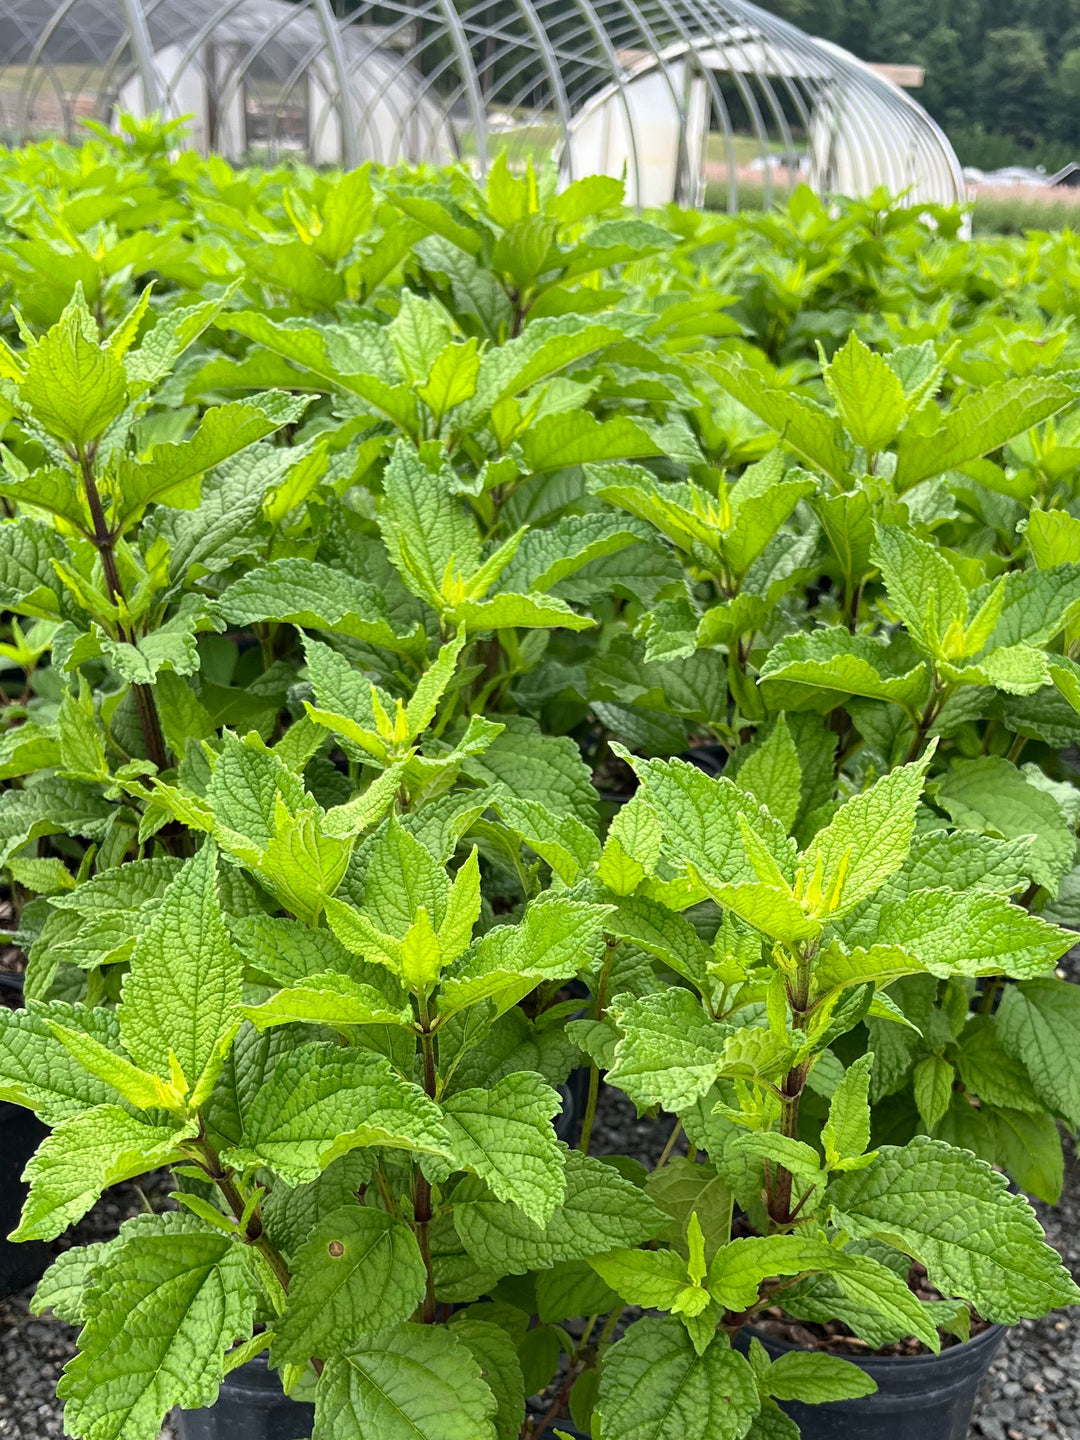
xmin=0 ymin=124 xmax=1077 ymax=1440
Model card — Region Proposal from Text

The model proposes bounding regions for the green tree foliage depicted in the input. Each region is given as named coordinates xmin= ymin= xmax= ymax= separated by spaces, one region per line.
xmin=758 ymin=0 xmax=1080 ymax=168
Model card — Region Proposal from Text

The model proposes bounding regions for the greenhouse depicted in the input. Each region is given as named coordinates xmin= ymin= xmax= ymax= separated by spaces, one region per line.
xmin=0 ymin=0 xmax=963 ymax=206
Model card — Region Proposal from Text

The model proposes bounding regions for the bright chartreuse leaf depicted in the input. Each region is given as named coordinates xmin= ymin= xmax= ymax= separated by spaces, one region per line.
xmin=587 ymin=1245 xmax=705 ymax=1315
xmin=0 ymin=1002 xmax=123 ymax=1121
xmin=702 ymin=352 xmax=850 ymax=485
xmin=14 ymin=1105 xmax=193 ymax=1242
xmin=800 ymin=750 xmax=932 ymax=919
xmin=705 ymin=1235 xmax=939 ymax=1348
xmin=438 ymin=896 xmax=610 ymax=1017
xmin=758 ymin=628 xmax=931 ymax=714
xmin=894 ymin=376 xmax=1076 ymax=490
xmin=20 ymin=292 xmax=128 ymax=449
xmin=603 ymin=896 xmax=712 ymax=991
xmin=868 ymin=887 xmax=1072 ymax=978
xmin=240 ymin=973 xmax=412 ymax=1033
xmin=824 ymin=331 xmax=908 ymax=455
xmin=111 ymin=393 xmax=308 ymax=531
xmin=822 ymin=1053 xmax=874 ymax=1171
xmin=872 ymin=525 xmax=969 ymax=659
xmin=606 ymin=990 xmax=732 ymax=1112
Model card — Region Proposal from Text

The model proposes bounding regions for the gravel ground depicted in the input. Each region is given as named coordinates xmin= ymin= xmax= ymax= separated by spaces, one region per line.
xmin=1 ymin=1088 xmax=1076 ymax=1438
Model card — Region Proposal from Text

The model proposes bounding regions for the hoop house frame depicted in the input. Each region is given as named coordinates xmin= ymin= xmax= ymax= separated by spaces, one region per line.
xmin=0 ymin=0 xmax=964 ymax=206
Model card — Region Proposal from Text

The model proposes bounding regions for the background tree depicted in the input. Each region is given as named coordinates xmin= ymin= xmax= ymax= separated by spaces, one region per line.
xmin=752 ymin=0 xmax=1080 ymax=170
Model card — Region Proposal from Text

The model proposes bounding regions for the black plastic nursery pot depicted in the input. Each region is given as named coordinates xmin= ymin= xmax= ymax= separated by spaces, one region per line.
xmin=173 ymin=1357 xmax=314 ymax=1440
xmin=0 ymin=973 xmax=51 ymax=1300
xmin=740 ymin=1322 xmax=1006 ymax=1440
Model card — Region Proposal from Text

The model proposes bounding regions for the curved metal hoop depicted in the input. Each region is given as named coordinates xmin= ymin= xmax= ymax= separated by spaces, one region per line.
xmin=0 ymin=0 xmax=963 ymax=206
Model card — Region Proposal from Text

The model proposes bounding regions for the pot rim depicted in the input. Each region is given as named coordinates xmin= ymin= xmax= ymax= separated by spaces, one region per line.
xmin=744 ymin=1318 xmax=1007 ymax=1372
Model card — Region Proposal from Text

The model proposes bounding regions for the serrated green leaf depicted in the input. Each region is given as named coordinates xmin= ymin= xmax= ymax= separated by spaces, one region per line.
xmin=913 ymin=1054 xmax=955 ymax=1130
xmin=314 ymin=1323 xmax=497 ymax=1440
xmin=493 ymin=792 xmax=600 ymax=884
xmin=453 ymin=1147 xmax=663 ymax=1274
xmin=872 ymin=524 xmax=968 ymax=657
xmin=762 ymin=1349 xmax=876 ymax=1403
xmin=120 ymin=843 xmax=243 ymax=1099
xmin=112 ymin=394 xmax=306 ymax=530
xmin=827 ymin=1136 xmax=1080 ymax=1322
xmin=588 ymin=1245 xmax=698 ymax=1312
xmin=240 ymin=973 xmax=411 ymax=1033
xmin=707 ymin=1235 xmax=939 ymax=1348
xmin=931 ymin=757 xmax=1075 ymax=895
xmin=439 ymin=897 xmax=610 ymax=1017
xmin=450 ymin=1317 xmax=525 ymax=1440
xmin=870 ymin=887 xmax=1071 ymax=978
xmin=758 ymin=628 xmax=931 ymax=714
xmin=703 ymin=352 xmax=850 ymax=485
xmin=823 ymin=1053 xmax=873 ymax=1170
xmin=226 ymin=1041 xmax=451 ymax=1183
xmin=731 ymin=718 xmax=801 ymax=834
xmin=441 ymin=1071 xmax=566 ymax=1225
xmin=272 ymin=1205 xmax=427 ymax=1364
xmin=825 ymin=331 xmax=908 ymax=454
xmin=15 ymin=1105 xmax=192 ymax=1241
xmin=895 ymin=377 xmax=1076 ymax=489
xmin=31 ymin=1241 xmax=111 ymax=1325
xmin=21 ymin=298 xmax=128 ymax=448
xmin=0 ymin=1002 xmax=121 ymax=1121
xmin=997 ymin=978 xmax=1080 ymax=1127
xmin=802 ymin=750 xmax=931 ymax=919
xmin=59 ymin=1213 xmax=259 ymax=1440
xmin=597 ymin=1317 xmax=759 ymax=1440
xmin=607 ymin=990 xmax=731 ymax=1111
xmin=218 ymin=557 xmax=426 ymax=658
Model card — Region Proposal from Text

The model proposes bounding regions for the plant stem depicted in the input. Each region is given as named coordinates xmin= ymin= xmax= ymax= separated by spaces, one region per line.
xmin=578 ymin=937 xmax=620 ymax=1154
xmin=189 ymin=1127 xmax=292 ymax=1297
xmin=527 ymin=1360 xmax=582 ymax=1440
xmin=905 ymin=682 xmax=946 ymax=765
xmin=978 ymin=975 xmax=1005 ymax=1015
xmin=578 ymin=1062 xmax=600 ymax=1155
xmin=414 ymin=1010 xmax=438 ymax=1323
xmin=769 ymin=948 xmax=812 ymax=1230
xmin=76 ymin=445 xmax=170 ymax=774
xmin=653 ymin=1119 xmax=683 ymax=1171
xmin=596 ymin=1302 xmax=626 ymax=1356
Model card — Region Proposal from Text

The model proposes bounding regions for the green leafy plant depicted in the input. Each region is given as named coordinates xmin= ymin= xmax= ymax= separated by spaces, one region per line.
xmin=1 ymin=125 xmax=1080 ymax=1440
